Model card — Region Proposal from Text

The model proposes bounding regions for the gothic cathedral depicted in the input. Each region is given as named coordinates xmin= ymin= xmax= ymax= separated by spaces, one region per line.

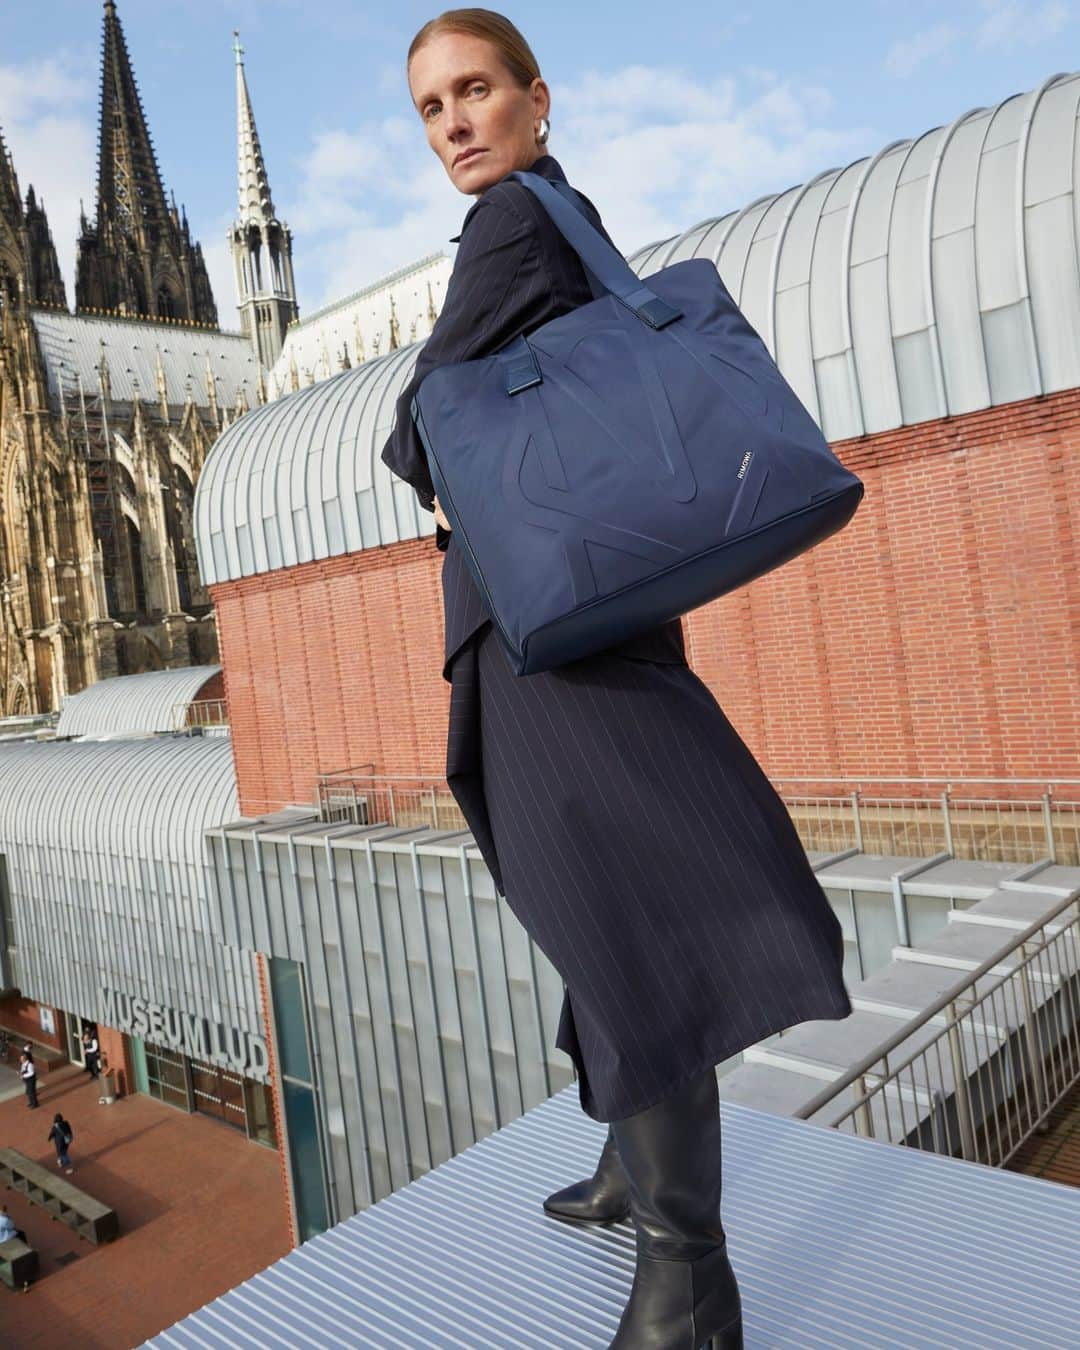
xmin=0 ymin=1 xmax=298 ymax=714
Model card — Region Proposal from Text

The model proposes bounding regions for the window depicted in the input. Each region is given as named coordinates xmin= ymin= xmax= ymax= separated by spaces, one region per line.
xmin=144 ymin=1041 xmax=190 ymax=1111
xmin=269 ymin=958 xmax=329 ymax=1239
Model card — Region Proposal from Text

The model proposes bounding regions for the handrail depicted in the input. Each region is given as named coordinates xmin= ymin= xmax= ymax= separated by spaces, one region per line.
xmin=794 ymin=883 xmax=1080 ymax=1123
xmin=776 ymin=775 xmax=1080 ymax=788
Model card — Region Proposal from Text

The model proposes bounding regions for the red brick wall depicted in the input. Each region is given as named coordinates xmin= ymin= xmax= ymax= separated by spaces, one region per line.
xmin=256 ymin=953 xmax=297 ymax=1248
xmin=0 ymin=994 xmax=65 ymax=1055
xmin=212 ymin=389 xmax=1080 ymax=815
xmin=214 ymin=539 xmax=449 ymax=813
xmin=197 ymin=669 xmax=225 ymax=703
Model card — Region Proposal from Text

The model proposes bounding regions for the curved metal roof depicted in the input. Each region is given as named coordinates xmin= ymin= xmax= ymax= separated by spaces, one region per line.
xmin=194 ymin=71 xmax=1080 ymax=586
xmin=0 ymin=735 xmax=255 ymax=1037
xmin=0 ymin=735 xmax=238 ymax=877
xmin=196 ymin=343 xmax=425 ymax=584
xmin=56 ymin=665 xmax=222 ymax=738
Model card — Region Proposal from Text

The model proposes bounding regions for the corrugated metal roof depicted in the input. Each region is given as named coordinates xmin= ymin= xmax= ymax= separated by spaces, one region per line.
xmin=628 ymin=71 xmax=1080 ymax=441
xmin=56 ymin=665 xmax=222 ymax=738
xmin=192 ymin=70 xmax=1080 ymax=586
xmin=195 ymin=344 xmax=426 ymax=583
xmin=0 ymin=734 xmax=237 ymax=885
xmin=30 ymin=309 xmax=262 ymax=412
xmin=148 ymin=1082 xmax=1080 ymax=1348
xmin=0 ymin=734 xmax=257 ymax=1043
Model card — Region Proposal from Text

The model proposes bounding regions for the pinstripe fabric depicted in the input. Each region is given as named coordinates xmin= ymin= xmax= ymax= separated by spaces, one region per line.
xmin=458 ymin=625 xmax=852 ymax=1123
xmin=386 ymin=156 xmax=851 ymax=1122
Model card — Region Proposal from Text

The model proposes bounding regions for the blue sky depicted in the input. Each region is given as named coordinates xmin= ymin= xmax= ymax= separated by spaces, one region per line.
xmin=1 ymin=1 xmax=1074 ymax=326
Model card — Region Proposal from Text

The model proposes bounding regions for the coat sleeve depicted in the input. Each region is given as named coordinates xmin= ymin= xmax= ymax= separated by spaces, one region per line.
xmin=380 ymin=194 xmax=548 ymax=551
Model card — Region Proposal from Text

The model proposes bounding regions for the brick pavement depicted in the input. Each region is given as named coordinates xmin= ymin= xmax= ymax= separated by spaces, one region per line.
xmin=0 ymin=1062 xmax=290 ymax=1348
xmin=1005 ymin=1080 xmax=1080 ymax=1189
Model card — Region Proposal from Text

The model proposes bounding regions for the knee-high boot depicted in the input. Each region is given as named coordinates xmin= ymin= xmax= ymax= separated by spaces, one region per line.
xmin=543 ymin=1125 xmax=631 ymax=1225
xmin=608 ymin=1069 xmax=743 ymax=1349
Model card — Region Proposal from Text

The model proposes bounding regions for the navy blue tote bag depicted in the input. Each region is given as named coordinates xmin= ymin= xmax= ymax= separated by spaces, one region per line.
xmin=411 ymin=170 xmax=864 ymax=676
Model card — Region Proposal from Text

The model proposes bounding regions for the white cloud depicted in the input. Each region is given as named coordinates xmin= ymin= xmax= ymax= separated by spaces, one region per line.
xmin=0 ymin=54 xmax=96 ymax=301
xmin=884 ymin=23 xmax=956 ymax=79
xmin=282 ymin=65 xmax=873 ymax=314
xmin=0 ymin=55 xmax=93 ymax=117
xmin=976 ymin=0 xmax=1070 ymax=47
xmin=200 ymin=218 xmax=241 ymax=333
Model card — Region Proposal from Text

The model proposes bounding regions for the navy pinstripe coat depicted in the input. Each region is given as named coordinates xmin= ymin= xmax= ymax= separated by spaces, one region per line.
xmin=382 ymin=154 xmax=852 ymax=1123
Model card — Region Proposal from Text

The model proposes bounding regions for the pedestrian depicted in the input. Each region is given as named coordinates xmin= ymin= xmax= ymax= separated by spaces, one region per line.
xmin=47 ymin=1113 xmax=74 ymax=1174
xmin=381 ymin=12 xmax=853 ymax=1346
xmin=19 ymin=1050 xmax=38 ymax=1109
xmin=0 ymin=1205 xmax=27 ymax=1244
xmin=82 ymin=1028 xmax=100 ymax=1079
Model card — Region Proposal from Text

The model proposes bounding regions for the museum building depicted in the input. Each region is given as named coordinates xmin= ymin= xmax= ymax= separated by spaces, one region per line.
xmin=0 ymin=668 xmax=279 ymax=1154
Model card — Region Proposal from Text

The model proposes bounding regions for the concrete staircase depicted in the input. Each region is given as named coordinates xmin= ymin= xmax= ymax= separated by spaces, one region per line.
xmin=715 ymin=855 xmax=1080 ymax=1141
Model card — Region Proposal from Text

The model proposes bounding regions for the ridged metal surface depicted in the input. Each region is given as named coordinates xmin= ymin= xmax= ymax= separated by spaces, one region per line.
xmin=148 ymin=1081 xmax=1080 ymax=1348
xmin=30 ymin=311 xmax=262 ymax=412
xmin=56 ymin=665 xmax=221 ymax=738
xmin=0 ymin=737 xmax=260 ymax=1037
xmin=628 ymin=71 xmax=1080 ymax=443
xmin=208 ymin=815 xmax=1064 ymax=1237
xmin=193 ymin=70 xmax=1080 ymax=585
xmin=194 ymin=343 xmax=425 ymax=584
xmin=208 ymin=814 xmax=576 ymax=1226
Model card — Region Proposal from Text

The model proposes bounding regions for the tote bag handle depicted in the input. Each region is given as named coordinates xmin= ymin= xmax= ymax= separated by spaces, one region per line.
xmin=507 ymin=171 xmax=681 ymax=330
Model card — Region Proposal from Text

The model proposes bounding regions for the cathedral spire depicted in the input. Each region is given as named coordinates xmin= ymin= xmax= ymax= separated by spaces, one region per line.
xmin=97 ymin=0 xmax=170 ymax=247
xmin=230 ymin=31 xmax=298 ymax=369
xmin=0 ymin=125 xmax=23 ymax=232
xmin=235 ymin=31 xmax=276 ymax=227
xmin=0 ymin=125 xmax=24 ymax=306
xmin=75 ymin=1 xmax=217 ymax=324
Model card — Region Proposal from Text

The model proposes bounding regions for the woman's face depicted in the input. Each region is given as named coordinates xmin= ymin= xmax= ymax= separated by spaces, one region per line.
xmin=408 ymin=31 xmax=550 ymax=196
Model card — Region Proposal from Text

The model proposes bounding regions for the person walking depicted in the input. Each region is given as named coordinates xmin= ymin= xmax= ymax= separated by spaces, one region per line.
xmin=82 ymin=1029 xmax=100 ymax=1080
xmin=382 ymin=12 xmax=852 ymax=1346
xmin=48 ymin=1113 xmax=74 ymax=1174
xmin=19 ymin=1050 xmax=38 ymax=1110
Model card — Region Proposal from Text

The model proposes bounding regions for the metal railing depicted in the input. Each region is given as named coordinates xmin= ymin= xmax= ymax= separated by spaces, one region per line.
xmin=775 ymin=777 xmax=1080 ymax=865
xmin=317 ymin=769 xmax=1080 ymax=865
xmin=171 ymin=698 xmax=229 ymax=731
xmin=317 ymin=768 xmax=469 ymax=832
xmin=794 ymin=887 xmax=1080 ymax=1168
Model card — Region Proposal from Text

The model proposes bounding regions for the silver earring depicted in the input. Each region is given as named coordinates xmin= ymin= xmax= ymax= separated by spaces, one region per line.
xmin=537 ymin=116 xmax=550 ymax=145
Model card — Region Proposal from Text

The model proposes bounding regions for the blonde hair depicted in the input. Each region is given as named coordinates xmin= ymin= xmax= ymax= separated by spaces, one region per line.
xmin=408 ymin=8 xmax=542 ymax=88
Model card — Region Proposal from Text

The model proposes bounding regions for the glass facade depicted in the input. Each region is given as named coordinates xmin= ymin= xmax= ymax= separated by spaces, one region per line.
xmin=144 ymin=1041 xmax=191 ymax=1111
xmin=268 ymin=956 xmax=329 ymax=1241
xmin=133 ymin=1037 xmax=276 ymax=1147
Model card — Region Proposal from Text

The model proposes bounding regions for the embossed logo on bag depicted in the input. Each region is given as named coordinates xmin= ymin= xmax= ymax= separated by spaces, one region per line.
xmin=737 ymin=451 xmax=753 ymax=480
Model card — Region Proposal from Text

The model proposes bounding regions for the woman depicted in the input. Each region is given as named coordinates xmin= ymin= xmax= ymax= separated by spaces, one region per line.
xmin=382 ymin=11 xmax=852 ymax=1347
xmin=48 ymin=1113 xmax=74 ymax=1174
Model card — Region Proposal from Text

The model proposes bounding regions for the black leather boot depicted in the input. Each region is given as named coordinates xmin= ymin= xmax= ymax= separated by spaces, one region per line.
xmin=543 ymin=1125 xmax=631 ymax=1225
xmin=608 ymin=1069 xmax=743 ymax=1349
